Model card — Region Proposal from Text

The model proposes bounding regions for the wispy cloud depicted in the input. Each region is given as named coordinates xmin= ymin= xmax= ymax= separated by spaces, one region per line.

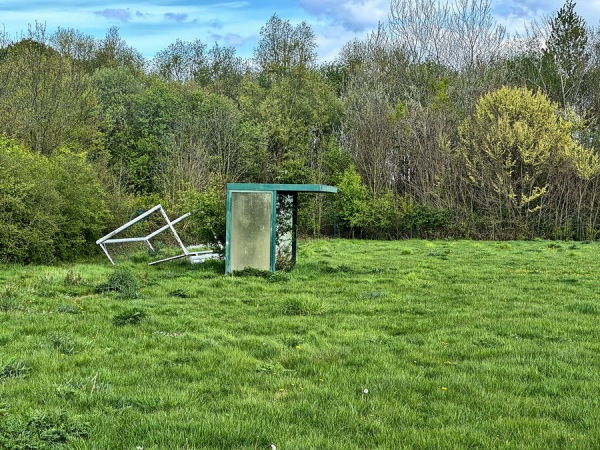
xmin=489 ymin=0 xmax=600 ymax=37
xmin=209 ymin=31 xmax=255 ymax=47
xmin=13 ymin=0 xmax=596 ymax=64
xmin=209 ymin=19 xmax=224 ymax=29
xmin=93 ymin=8 xmax=132 ymax=22
xmin=491 ymin=0 xmax=553 ymax=23
xmin=164 ymin=12 xmax=188 ymax=22
xmin=299 ymin=0 xmax=388 ymax=32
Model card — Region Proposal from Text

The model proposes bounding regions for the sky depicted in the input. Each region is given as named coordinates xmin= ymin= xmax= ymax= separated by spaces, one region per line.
xmin=2 ymin=0 xmax=600 ymax=63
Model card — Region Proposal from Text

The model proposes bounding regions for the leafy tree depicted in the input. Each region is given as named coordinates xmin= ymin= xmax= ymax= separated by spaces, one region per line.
xmin=241 ymin=69 xmax=342 ymax=183
xmin=50 ymin=27 xmax=96 ymax=67
xmin=0 ymin=35 xmax=101 ymax=155
xmin=337 ymin=164 xmax=369 ymax=237
xmin=457 ymin=86 xmax=600 ymax=237
xmin=545 ymin=0 xmax=589 ymax=109
xmin=152 ymin=41 xmax=246 ymax=97
xmin=319 ymin=60 xmax=349 ymax=96
xmin=254 ymin=14 xmax=317 ymax=82
xmin=128 ymin=76 xmax=183 ymax=194
xmin=93 ymin=67 xmax=143 ymax=186
xmin=152 ymin=39 xmax=209 ymax=83
xmin=93 ymin=70 xmax=183 ymax=194
xmin=162 ymin=89 xmax=268 ymax=201
xmin=92 ymin=27 xmax=145 ymax=73
xmin=207 ymin=43 xmax=246 ymax=99
xmin=244 ymin=15 xmax=336 ymax=188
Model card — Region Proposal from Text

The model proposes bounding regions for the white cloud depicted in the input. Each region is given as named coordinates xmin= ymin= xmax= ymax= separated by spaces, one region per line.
xmin=491 ymin=0 xmax=600 ymax=37
xmin=11 ymin=0 xmax=600 ymax=65
xmin=299 ymin=0 xmax=389 ymax=32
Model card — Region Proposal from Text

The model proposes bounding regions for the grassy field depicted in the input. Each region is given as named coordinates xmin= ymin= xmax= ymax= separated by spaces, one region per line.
xmin=1 ymin=239 xmax=599 ymax=449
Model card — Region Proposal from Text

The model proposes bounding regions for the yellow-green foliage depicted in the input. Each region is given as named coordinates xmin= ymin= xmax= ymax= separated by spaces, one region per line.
xmin=458 ymin=86 xmax=600 ymax=216
xmin=337 ymin=164 xmax=369 ymax=231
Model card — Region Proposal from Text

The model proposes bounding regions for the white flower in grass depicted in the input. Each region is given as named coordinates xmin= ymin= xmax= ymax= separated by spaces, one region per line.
xmin=271 ymin=445 xmax=277 ymax=450
xmin=363 ymin=388 xmax=369 ymax=394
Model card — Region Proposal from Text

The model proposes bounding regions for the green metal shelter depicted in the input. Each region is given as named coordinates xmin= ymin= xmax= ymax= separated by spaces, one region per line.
xmin=225 ymin=183 xmax=338 ymax=273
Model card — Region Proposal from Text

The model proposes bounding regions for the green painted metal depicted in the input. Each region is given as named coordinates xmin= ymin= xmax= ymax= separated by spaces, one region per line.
xmin=225 ymin=183 xmax=337 ymax=273
xmin=225 ymin=188 xmax=233 ymax=273
xmin=226 ymin=183 xmax=338 ymax=194
xmin=269 ymin=190 xmax=277 ymax=272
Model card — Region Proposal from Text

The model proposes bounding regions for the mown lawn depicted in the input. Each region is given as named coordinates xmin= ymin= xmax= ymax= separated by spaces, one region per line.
xmin=1 ymin=239 xmax=599 ymax=449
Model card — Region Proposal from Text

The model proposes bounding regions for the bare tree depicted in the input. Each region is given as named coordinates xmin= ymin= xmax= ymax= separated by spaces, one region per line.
xmin=388 ymin=0 xmax=506 ymax=70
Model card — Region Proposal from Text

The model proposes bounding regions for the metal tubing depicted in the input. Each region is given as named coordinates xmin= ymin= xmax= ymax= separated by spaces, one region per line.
xmin=102 ymin=237 xmax=148 ymax=244
xmin=100 ymin=243 xmax=115 ymax=265
xmin=158 ymin=208 xmax=189 ymax=255
xmin=145 ymin=213 xmax=191 ymax=240
xmin=96 ymin=204 xmax=163 ymax=244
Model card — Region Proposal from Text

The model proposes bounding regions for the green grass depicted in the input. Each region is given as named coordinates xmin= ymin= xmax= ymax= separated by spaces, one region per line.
xmin=1 ymin=239 xmax=600 ymax=449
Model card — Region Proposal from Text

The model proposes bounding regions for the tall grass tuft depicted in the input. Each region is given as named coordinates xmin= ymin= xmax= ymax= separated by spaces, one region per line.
xmin=112 ymin=308 xmax=147 ymax=326
xmin=96 ymin=267 xmax=139 ymax=298
xmin=63 ymin=269 xmax=83 ymax=286
xmin=283 ymin=294 xmax=324 ymax=315
xmin=0 ymin=359 xmax=30 ymax=382
xmin=0 ymin=411 xmax=89 ymax=447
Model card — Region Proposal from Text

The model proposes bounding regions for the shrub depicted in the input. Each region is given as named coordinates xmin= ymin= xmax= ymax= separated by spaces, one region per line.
xmin=457 ymin=86 xmax=600 ymax=236
xmin=49 ymin=149 xmax=111 ymax=260
xmin=0 ymin=138 xmax=110 ymax=263
xmin=404 ymin=204 xmax=451 ymax=238
xmin=336 ymin=164 xmax=369 ymax=237
xmin=177 ymin=184 xmax=226 ymax=253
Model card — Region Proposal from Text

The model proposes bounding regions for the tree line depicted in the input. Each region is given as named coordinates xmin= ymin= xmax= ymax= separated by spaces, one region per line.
xmin=1 ymin=0 xmax=600 ymax=263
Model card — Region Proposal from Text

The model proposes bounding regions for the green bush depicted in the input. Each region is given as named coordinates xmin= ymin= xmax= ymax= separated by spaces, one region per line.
xmin=177 ymin=184 xmax=226 ymax=252
xmin=0 ymin=138 xmax=110 ymax=263
xmin=404 ymin=204 xmax=452 ymax=238
xmin=336 ymin=164 xmax=369 ymax=237
xmin=49 ymin=150 xmax=111 ymax=260
xmin=336 ymin=169 xmax=451 ymax=238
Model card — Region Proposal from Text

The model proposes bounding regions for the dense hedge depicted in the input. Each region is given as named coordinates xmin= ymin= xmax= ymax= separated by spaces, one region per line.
xmin=0 ymin=138 xmax=110 ymax=263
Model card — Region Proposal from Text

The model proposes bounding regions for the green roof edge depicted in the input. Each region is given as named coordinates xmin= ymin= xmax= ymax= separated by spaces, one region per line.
xmin=226 ymin=183 xmax=338 ymax=193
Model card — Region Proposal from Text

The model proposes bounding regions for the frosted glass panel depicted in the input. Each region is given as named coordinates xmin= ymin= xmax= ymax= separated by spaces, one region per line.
xmin=230 ymin=192 xmax=272 ymax=271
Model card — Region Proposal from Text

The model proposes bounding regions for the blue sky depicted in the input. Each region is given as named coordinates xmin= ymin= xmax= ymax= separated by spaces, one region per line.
xmin=2 ymin=1 xmax=600 ymax=62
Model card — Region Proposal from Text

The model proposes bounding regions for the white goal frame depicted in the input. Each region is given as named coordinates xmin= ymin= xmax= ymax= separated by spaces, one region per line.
xmin=95 ymin=204 xmax=214 ymax=265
